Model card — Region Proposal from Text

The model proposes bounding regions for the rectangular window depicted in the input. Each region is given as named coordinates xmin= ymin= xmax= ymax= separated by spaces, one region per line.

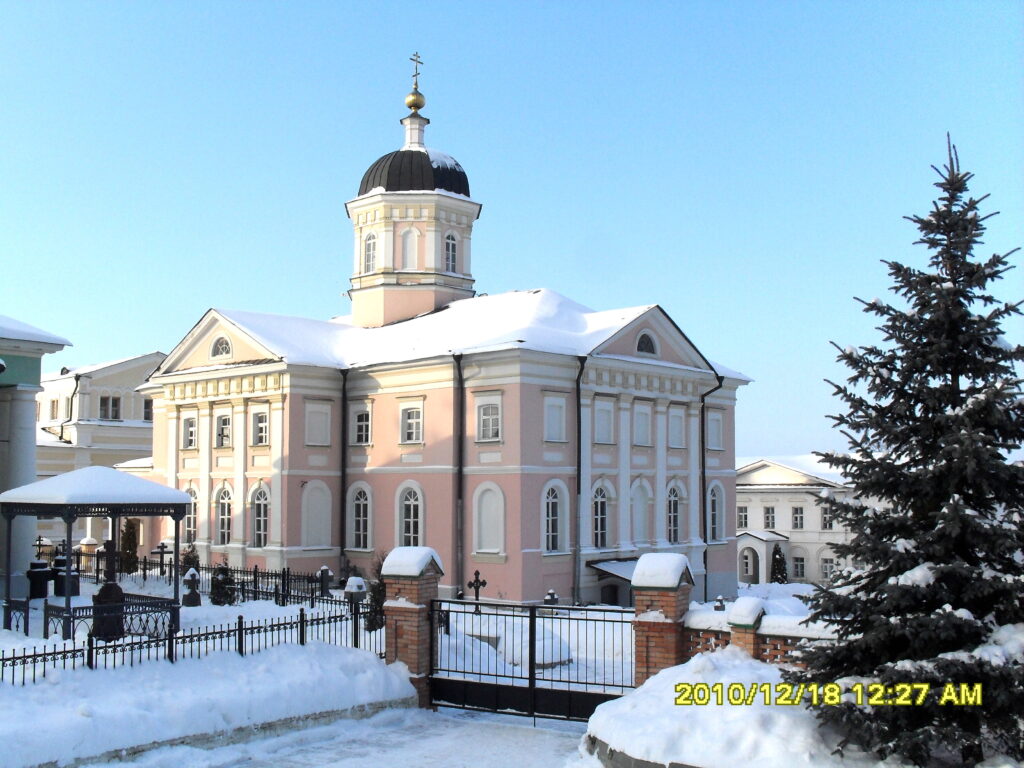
xmin=707 ymin=411 xmax=723 ymax=450
xmin=764 ymin=506 xmax=775 ymax=529
xmin=143 ymin=398 xmax=153 ymax=422
xmin=737 ymin=505 xmax=748 ymax=529
xmin=544 ymin=396 xmax=566 ymax=442
xmin=215 ymin=415 xmax=231 ymax=447
xmin=49 ymin=399 xmax=58 ymax=420
xmin=352 ymin=410 xmax=371 ymax=445
xmin=64 ymin=397 xmax=73 ymax=419
xmin=304 ymin=401 xmax=332 ymax=446
xmin=793 ymin=557 xmax=805 ymax=579
xmin=182 ymin=417 xmax=197 ymax=449
xmin=822 ymin=508 xmax=834 ymax=530
xmin=792 ymin=506 xmax=804 ymax=529
xmin=633 ymin=403 xmax=652 ymax=446
xmin=99 ymin=396 xmax=121 ymax=420
xmin=821 ymin=557 xmax=836 ymax=580
xmin=252 ymin=412 xmax=269 ymax=445
xmin=401 ymin=405 xmax=423 ymax=443
xmin=478 ymin=403 xmax=501 ymax=441
xmin=593 ymin=400 xmax=614 ymax=444
xmin=668 ymin=407 xmax=686 ymax=448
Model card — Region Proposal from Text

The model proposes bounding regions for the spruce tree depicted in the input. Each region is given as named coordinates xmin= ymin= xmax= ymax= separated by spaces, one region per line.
xmin=770 ymin=543 xmax=788 ymax=584
xmin=363 ymin=550 xmax=388 ymax=633
xmin=180 ymin=541 xmax=200 ymax=573
xmin=119 ymin=520 xmax=139 ymax=575
xmin=787 ymin=141 xmax=1024 ymax=766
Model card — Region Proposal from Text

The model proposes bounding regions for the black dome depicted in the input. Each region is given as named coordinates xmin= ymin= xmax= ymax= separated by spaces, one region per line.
xmin=358 ymin=149 xmax=470 ymax=197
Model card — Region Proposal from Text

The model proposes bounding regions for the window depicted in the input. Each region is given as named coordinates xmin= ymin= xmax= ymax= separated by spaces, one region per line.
xmin=707 ymin=411 xmax=723 ymax=450
xmin=252 ymin=412 xmax=269 ymax=445
xmin=352 ymin=489 xmax=370 ymax=549
xmin=49 ymin=399 xmax=58 ymax=420
xmin=667 ymin=487 xmax=681 ymax=544
xmin=764 ymin=506 xmax=776 ymax=529
xmin=363 ymin=233 xmax=376 ymax=273
xmin=353 ymin=410 xmax=371 ymax=445
xmin=305 ymin=401 xmax=332 ymax=446
xmin=251 ymin=487 xmax=269 ymax=548
xmin=822 ymin=508 xmax=834 ymax=530
xmin=99 ymin=396 xmax=121 ymax=420
xmin=544 ymin=396 xmax=566 ymax=442
xmin=737 ymin=505 xmax=748 ymax=529
xmin=211 ymin=337 xmax=232 ymax=358
xmin=474 ymin=485 xmax=504 ymax=553
xmin=593 ymin=488 xmax=608 ymax=549
xmin=594 ymin=400 xmax=614 ymax=444
xmin=544 ymin=487 xmax=561 ymax=552
xmin=400 ymin=488 xmax=421 ymax=546
xmin=633 ymin=403 xmax=652 ymax=446
xmin=215 ymin=415 xmax=231 ymax=447
xmin=143 ymin=398 xmax=153 ymax=422
xmin=185 ymin=489 xmax=198 ymax=544
xmin=792 ymin=506 xmax=804 ymax=530
xmin=444 ymin=233 xmax=457 ymax=272
xmin=668 ymin=407 xmax=685 ymax=448
xmin=401 ymin=405 xmax=423 ymax=443
xmin=793 ymin=556 xmax=806 ymax=579
xmin=636 ymin=333 xmax=656 ymax=355
xmin=742 ymin=552 xmax=752 ymax=576
xmin=182 ymin=417 xmax=197 ymax=449
xmin=64 ymin=397 xmax=72 ymax=419
xmin=216 ymin=489 xmax=232 ymax=546
xmin=401 ymin=229 xmax=416 ymax=269
xmin=708 ymin=486 xmax=722 ymax=541
xmin=821 ymin=557 xmax=836 ymax=580
xmin=478 ymin=403 xmax=500 ymax=441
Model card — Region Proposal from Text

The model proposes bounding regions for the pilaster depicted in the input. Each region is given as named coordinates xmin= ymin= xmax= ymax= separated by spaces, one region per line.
xmin=617 ymin=397 xmax=632 ymax=550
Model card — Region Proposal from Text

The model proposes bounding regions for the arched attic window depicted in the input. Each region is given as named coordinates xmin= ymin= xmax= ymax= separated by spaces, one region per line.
xmin=363 ymin=233 xmax=377 ymax=273
xmin=636 ymin=333 xmax=656 ymax=355
xmin=444 ymin=233 xmax=457 ymax=272
xmin=212 ymin=337 xmax=232 ymax=358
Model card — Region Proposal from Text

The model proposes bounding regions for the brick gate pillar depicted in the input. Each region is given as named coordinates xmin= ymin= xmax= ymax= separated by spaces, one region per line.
xmin=727 ymin=596 xmax=765 ymax=658
xmin=630 ymin=553 xmax=694 ymax=686
xmin=381 ymin=546 xmax=443 ymax=708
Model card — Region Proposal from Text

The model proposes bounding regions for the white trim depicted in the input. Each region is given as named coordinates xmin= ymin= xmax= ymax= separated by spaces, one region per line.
xmin=471 ymin=481 xmax=505 ymax=555
xmin=541 ymin=478 xmax=570 ymax=553
xmin=346 ymin=481 xmax=373 ymax=551
xmin=395 ymin=480 xmax=425 ymax=547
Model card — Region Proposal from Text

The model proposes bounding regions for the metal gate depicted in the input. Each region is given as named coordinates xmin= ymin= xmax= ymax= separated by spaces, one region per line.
xmin=429 ymin=599 xmax=634 ymax=720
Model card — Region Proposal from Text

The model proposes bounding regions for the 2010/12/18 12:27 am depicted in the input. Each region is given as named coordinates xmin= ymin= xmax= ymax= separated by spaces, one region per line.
xmin=673 ymin=682 xmax=983 ymax=707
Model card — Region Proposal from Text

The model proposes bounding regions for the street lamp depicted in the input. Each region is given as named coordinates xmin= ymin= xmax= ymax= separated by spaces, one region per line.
xmin=344 ymin=576 xmax=368 ymax=648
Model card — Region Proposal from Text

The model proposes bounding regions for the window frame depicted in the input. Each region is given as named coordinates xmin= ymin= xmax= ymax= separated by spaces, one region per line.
xmin=821 ymin=508 xmax=834 ymax=530
xmin=252 ymin=411 xmax=269 ymax=446
xmin=400 ymin=402 xmax=424 ymax=445
xmin=211 ymin=337 xmax=232 ymax=358
xmin=667 ymin=487 xmax=681 ymax=544
xmin=544 ymin=486 xmax=561 ymax=552
xmin=350 ymin=404 xmax=372 ymax=446
xmin=543 ymin=395 xmax=567 ymax=443
xmin=636 ymin=332 xmax=657 ymax=356
xmin=737 ymin=505 xmax=748 ymax=529
xmin=593 ymin=398 xmax=615 ymax=445
xmin=363 ymin=233 xmax=377 ymax=273
xmin=304 ymin=401 xmax=333 ymax=447
xmin=667 ymin=406 xmax=686 ymax=449
xmin=182 ymin=417 xmax=198 ymax=450
xmin=444 ymin=232 xmax=458 ymax=272
xmin=215 ymin=414 xmax=232 ymax=448
xmin=792 ymin=506 xmax=804 ymax=530
xmin=251 ymin=486 xmax=269 ymax=548
xmin=793 ymin=556 xmax=806 ymax=579
xmin=143 ymin=398 xmax=153 ymax=422
xmin=184 ymin=489 xmax=198 ymax=544
xmin=472 ymin=483 xmax=505 ymax=554
xmin=821 ymin=557 xmax=836 ymax=580
xmin=632 ymin=401 xmax=653 ymax=447
xmin=399 ymin=487 xmax=422 ymax=547
xmin=474 ymin=393 xmax=502 ymax=443
xmin=592 ymin=487 xmax=608 ymax=549
xmin=707 ymin=484 xmax=724 ymax=542
xmin=216 ymin=488 xmax=232 ymax=546
xmin=706 ymin=410 xmax=724 ymax=451
xmin=351 ymin=488 xmax=371 ymax=550
xmin=764 ymin=506 xmax=776 ymax=529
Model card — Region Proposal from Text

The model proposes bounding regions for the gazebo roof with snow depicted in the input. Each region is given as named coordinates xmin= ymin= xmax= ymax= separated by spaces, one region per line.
xmin=0 ymin=466 xmax=190 ymax=519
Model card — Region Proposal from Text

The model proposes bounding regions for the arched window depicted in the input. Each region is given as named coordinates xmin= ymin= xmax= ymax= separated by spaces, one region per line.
xmin=185 ymin=488 xmax=198 ymax=544
xmin=216 ymin=488 xmax=232 ymax=546
xmin=544 ymin=487 xmax=561 ymax=552
xmin=636 ymin=333 xmax=656 ymax=355
xmin=352 ymin=489 xmax=370 ymax=550
xmin=400 ymin=488 xmax=421 ymax=546
xmin=708 ymin=485 xmax=723 ymax=541
xmin=444 ymin=233 xmax=457 ymax=272
xmin=211 ymin=337 xmax=232 ymax=358
xmin=251 ymin=486 xmax=269 ymax=548
xmin=593 ymin=487 xmax=608 ymax=549
xmin=301 ymin=481 xmax=332 ymax=547
xmin=363 ymin=233 xmax=377 ymax=273
xmin=667 ymin=487 xmax=681 ymax=544
xmin=630 ymin=483 xmax=649 ymax=544
xmin=402 ymin=229 xmax=416 ymax=269
xmin=473 ymin=485 xmax=504 ymax=554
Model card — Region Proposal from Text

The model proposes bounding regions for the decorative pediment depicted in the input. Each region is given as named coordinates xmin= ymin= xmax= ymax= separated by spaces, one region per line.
xmin=153 ymin=311 xmax=281 ymax=378
xmin=737 ymin=459 xmax=844 ymax=488
xmin=592 ymin=307 xmax=713 ymax=372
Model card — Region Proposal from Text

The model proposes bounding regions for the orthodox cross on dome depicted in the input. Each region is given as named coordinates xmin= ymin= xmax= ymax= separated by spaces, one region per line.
xmin=410 ymin=51 xmax=423 ymax=89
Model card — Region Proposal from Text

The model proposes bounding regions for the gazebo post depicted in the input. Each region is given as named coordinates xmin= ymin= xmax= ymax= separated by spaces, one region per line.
xmin=112 ymin=514 xmax=120 ymax=581
xmin=3 ymin=515 xmax=12 ymax=630
xmin=63 ymin=515 xmax=73 ymax=640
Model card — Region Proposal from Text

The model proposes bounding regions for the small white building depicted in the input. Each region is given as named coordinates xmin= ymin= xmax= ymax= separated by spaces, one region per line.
xmin=735 ymin=456 xmax=854 ymax=585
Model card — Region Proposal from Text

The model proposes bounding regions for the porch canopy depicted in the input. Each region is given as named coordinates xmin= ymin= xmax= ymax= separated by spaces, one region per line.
xmin=0 ymin=466 xmax=190 ymax=627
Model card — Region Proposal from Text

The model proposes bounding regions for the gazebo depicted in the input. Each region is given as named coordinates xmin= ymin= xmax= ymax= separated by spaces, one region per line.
xmin=0 ymin=466 xmax=190 ymax=639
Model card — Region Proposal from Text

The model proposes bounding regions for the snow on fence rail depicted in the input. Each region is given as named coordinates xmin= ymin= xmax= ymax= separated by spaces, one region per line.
xmin=0 ymin=606 xmax=385 ymax=686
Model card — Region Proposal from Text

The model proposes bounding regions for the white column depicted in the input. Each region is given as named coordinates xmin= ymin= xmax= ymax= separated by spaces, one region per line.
xmin=579 ymin=395 xmax=594 ymax=552
xmin=165 ymin=404 xmax=179 ymax=491
xmin=269 ymin=397 xmax=286 ymax=567
xmin=4 ymin=387 xmax=42 ymax=597
xmin=197 ymin=405 xmax=212 ymax=549
xmin=231 ymin=399 xmax=247 ymax=567
xmin=382 ymin=227 xmax=395 ymax=270
xmin=687 ymin=403 xmax=701 ymax=544
xmin=654 ymin=399 xmax=669 ymax=547
xmin=617 ymin=398 xmax=633 ymax=550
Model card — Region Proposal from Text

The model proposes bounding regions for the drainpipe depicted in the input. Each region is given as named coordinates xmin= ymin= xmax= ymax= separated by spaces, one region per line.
xmin=572 ymin=355 xmax=587 ymax=605
xmin=339 ymin=369 xmax=349 ymax=565
xmin=453 ymin=354 xmax=466 ymax=594
xmin=58 ymin=374 xmax=83 ymax=444
xmin=699 ymin=372 xmax=725 ymax=603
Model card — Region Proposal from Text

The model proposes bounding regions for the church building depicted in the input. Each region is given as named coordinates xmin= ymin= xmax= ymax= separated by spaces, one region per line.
xmin=137 ymin=70 xmax=749 ymax=604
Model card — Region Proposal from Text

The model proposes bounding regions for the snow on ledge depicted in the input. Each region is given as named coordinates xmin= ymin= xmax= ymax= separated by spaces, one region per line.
xmin=727 ymin=596 xmax=765 ymax=627
xmin=631 ymin=553 xmax=692 ymax=589
xmin=381 ymin=546 xmax=444 ymax=578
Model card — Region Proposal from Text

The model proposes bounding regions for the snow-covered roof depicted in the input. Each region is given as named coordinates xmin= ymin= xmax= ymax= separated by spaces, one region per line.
xmin=115 ymin=456 xmax=155 ymax=469
xmin=736 ymin=454 xmax=848 ymax=486
xmin=737 ymin=529 xmax=788 ymax=542
xmin=726 ymin=596 xmax=765 ymax=627
xmin=42 ymin=352 xmax=164 ymax=381
xmin=0 ymin=466 xmax=190 ymax=507
xmin=632 ymin=553 xmax=693 ymax=589
xmin=201 ymin=289 xmax=745 ymax=379
xmin=587 ymin=559 xmax=639 ymax=581
xmin=0 ymin=314 xmax=70 ymax=348
xmin=381 ymin=546 xmax=444 ymax=577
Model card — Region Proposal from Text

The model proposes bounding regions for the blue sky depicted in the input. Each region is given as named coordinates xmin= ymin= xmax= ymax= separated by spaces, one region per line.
xmin=2 ymin=1 xmax=1021 ymax=458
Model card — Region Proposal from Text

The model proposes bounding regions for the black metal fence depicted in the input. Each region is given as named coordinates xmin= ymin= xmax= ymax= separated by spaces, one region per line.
xmin=43 ymin=595 xmax=178 ymax=640
xmin=0 ymin=603 xmax=385 ymax=686
xmin=430 ymin=599 xmax=634 ymax=720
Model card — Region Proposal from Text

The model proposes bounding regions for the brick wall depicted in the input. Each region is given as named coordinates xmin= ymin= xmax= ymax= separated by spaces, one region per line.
xmin=382 ymin=565 xmax=440 ymax=707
